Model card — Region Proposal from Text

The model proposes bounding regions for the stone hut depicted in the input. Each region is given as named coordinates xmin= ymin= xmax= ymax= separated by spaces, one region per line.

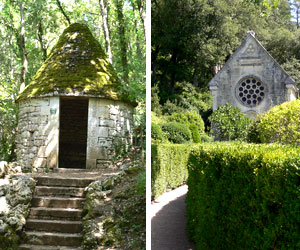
xmin=15 ymin=23 xmax=135 ymax=172
xmin=209 ymin=31 xmax=298 ymax=118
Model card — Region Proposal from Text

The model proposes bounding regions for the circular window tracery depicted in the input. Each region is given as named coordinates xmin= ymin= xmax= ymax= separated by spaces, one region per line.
xmin=236 ymin=77 xmax=265 ymax=107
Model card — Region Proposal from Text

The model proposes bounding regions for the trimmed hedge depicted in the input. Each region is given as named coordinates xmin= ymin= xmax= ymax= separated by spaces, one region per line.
xmin=151 ymin=144 xmax=193 ymax=199
xmin=187 ymin=142 xmax=300 ymax=250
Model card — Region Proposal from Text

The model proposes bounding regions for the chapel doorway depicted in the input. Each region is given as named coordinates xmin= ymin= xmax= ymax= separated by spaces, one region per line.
xmin=59 ymin=97 xmax=88 ymax=168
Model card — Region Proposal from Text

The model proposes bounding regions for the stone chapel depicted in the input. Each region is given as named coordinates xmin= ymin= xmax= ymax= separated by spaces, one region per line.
xmin=15 ymin=23 xmax=136 ymax=172
xmin=209 ymin=31 xmax=298 ymax=118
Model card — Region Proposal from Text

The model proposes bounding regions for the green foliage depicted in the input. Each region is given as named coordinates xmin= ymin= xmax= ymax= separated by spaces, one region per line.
xmin=282 ymin=57 xmax=300 ymax=89
xmin=0 ymin=82 xmax=19 ymax=161
xmin=151 ymin=144 xmax=193 ymax=199
xmin=161 ymin=83 xmax=213 ymax=127
xmin=161 ymin=122 xmax=192 ymax=144
xmin=151 ymin=112 xmax=167 ymax=125
xmin=167 ymin=111 xmax=205 ymax=136
xmin=247 ymin=116 xmax=262 ymax=143
xmin=151 ymin=123 xmax=164 ymax=143
xmin=200 ymin=134 xmax=214 ymax=142
xmin=136 ymin=167 xmax=146 ymax=195
xmin=187 ymin=142 xmax=300 ymax=250
xmin=256 ymin=100 xmax=300 ymax=145
xmin=151 ymin=85 xmax=162 ymax=115
xmin=189 ymin=124 xmax=201 ymax=143
xmin=209 ymin=104 xmax=251 ymax=141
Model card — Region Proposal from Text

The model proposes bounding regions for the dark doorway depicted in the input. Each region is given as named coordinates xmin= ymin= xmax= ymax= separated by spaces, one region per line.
xmin=59 ymin=98 xmax=88 ymax=168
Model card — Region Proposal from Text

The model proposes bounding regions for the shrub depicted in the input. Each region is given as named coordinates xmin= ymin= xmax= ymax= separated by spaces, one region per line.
xmin=247 ymin=116 xmax=262 ymax=143
xmin=256 ymin=100 xmax=300 ymax=145
xmin=200 ymin=134 xmax=213 ymax=142
xmin=161 ymin=122 xmax=192 ymax=144
xmin=209 ymin=103 xmax=251 ymax=141
xmin=167 ymin=111 xmax=205 ymax=136
xmin=187 ymin=142 xmax=300 ymax=250
xmin=151 ymin=123 xmax=164 ymax=142
xmin=151 ymin=144 xmax=192 ymax=199
xmin=189 ymin=124 xmax=201 ymax=143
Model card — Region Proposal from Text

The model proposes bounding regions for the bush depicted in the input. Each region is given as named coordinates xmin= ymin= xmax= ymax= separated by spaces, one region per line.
xmin=161 ymin=122 xmax=192 ymax=144
xmin=189 ymin=124 xmax=201 ymax=143
xmin=209 ymin=103 xmax=251 ymax=141
xmin=151 ymin=123 xmax=164 ymax=142
xmin=151 ymin=144 xmax=192 ymax=199
xmin=256 ymin=100 xmax=300 ymax=145
xmin=167 ymin=111 xmax=205 ymax=136
xmin=187 ymin=142 xmax=300 ymax=250
xmin=247 ymin=116 xmax=262 ymax=143
xmin=200 ymin=134 xmax=213 ymax=142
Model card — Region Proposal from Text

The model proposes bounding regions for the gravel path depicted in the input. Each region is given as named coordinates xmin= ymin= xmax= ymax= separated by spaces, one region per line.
xmin=151 ymin=185 xmax=195 ymax=250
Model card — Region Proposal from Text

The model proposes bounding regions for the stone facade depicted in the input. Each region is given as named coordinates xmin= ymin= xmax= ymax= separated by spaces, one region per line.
xmin=86 ymin=98 xmax=134 ymax=169
xmin=15 ymin=97 xmax=134 ymax=172
xmin=15 ymin=97 xmax=59 ymax=172
xmin=209 ymin=32 xmax=298 ymax=118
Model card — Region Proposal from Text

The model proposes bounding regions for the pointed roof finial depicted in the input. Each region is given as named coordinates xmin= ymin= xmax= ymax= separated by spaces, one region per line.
xmin=247 ymin=30 xmax=255 ymax=37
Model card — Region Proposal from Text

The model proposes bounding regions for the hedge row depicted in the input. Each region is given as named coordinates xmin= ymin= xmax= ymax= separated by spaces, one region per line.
xmin=151 ymin=144 xmax=193 ymax=199
xmin=186 ymin=142 xmax=300 ymax=250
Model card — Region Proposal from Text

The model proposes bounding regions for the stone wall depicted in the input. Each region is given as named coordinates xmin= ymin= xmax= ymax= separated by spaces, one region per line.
xmin=87 ymin=98 xmax=134 ymax=169
xmin=15 ymin=97 xmax=59 ymax=172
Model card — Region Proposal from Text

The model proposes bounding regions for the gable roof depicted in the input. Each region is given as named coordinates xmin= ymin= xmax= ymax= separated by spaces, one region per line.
xmin=209 ymin=32 xmax=295 ymax=88
xmin=17 ymin=23 xmax=135 ymax=105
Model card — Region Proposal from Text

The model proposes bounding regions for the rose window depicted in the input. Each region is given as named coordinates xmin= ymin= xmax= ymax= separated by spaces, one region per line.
xmin=236 ymin=77 xmax=265 ymax=107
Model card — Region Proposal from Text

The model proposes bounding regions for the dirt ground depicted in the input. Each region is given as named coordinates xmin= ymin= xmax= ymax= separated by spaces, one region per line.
xmin=151 ymin=185 xmax=195 ymax=250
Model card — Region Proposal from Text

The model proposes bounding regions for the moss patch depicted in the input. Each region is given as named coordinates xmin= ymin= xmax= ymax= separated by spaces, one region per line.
xmin=18 ymin=23 xmax=134 ymax=105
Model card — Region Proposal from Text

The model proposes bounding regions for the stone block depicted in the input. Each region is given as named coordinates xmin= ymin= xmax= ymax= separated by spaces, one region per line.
xmin=32 ymin=157 xmax=47 ymax=169
xmin=98 ymin=119 xmax=115 ymax=127
xmin=97 ymin=127 xmax=109 ymax=137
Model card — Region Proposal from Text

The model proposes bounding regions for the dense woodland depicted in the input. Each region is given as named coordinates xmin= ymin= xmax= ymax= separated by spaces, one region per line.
xmin=0 ymin=0 xmax=146 ymax=161
xmin=152 ymin=0 xmax=300 ymax=119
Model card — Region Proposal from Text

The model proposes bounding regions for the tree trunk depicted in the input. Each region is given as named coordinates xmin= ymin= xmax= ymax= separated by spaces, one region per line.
xmin=56 ymin=0 xmax=71 ymax=25
xmin=19 ymin=2 xmax=28 ymax=90
xmin=99 ymin=0 xmax=112 ymax=63
xmin=115 ymin=0 xmax=129 ymax=83
xmin=135 ymin=0 xmax=145 ymax=39
xmin=193 ymin=69 xmax=198 ymax=87
xmin=169 ymin=51 xmax=177 ymax=94
xmin=37 ymin=20 xmax=47 ymax=61
xmin=131 ymin=2 xmax=142 ymax=59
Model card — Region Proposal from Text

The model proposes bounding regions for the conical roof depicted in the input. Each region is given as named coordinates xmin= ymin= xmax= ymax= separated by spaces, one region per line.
xmin=18 ymin=23 xmax=133 ymax=104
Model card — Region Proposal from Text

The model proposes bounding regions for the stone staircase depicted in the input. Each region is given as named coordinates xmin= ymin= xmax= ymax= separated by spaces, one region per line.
xmin=19 ymin=169 xmax=99 ymax=250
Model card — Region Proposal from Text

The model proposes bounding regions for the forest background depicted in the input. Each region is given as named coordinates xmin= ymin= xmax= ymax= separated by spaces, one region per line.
xmin=0 ymin=0 xmax=146 ymax=162
xmin=151 ymin=0 xmax=300 ymax=132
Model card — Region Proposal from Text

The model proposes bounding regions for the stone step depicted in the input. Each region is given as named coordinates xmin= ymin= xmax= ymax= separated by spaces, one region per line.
xmin=35 ymin=176 xmax=93 ymax=187
xmin=25 ymin=219 xmax=82 ymax=234
xmin=29 ymin=207 xmax=82 ymax=221
xmin=53 ymin=168 xmax=99 ymax=173
xmin=35 ymin=186 xmax=85 ymax=198
xmin=24 ymin=231 xmax=82 ymax=247
xmin=32 ymin=197 xmax=85 ymax=209
xmin=19 ymin=244 xmax=81 ymax=250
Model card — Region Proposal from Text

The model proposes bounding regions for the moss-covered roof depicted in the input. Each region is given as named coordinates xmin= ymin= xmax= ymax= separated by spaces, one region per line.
xmin=18 ymin=23 xmax=134 ymax=105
